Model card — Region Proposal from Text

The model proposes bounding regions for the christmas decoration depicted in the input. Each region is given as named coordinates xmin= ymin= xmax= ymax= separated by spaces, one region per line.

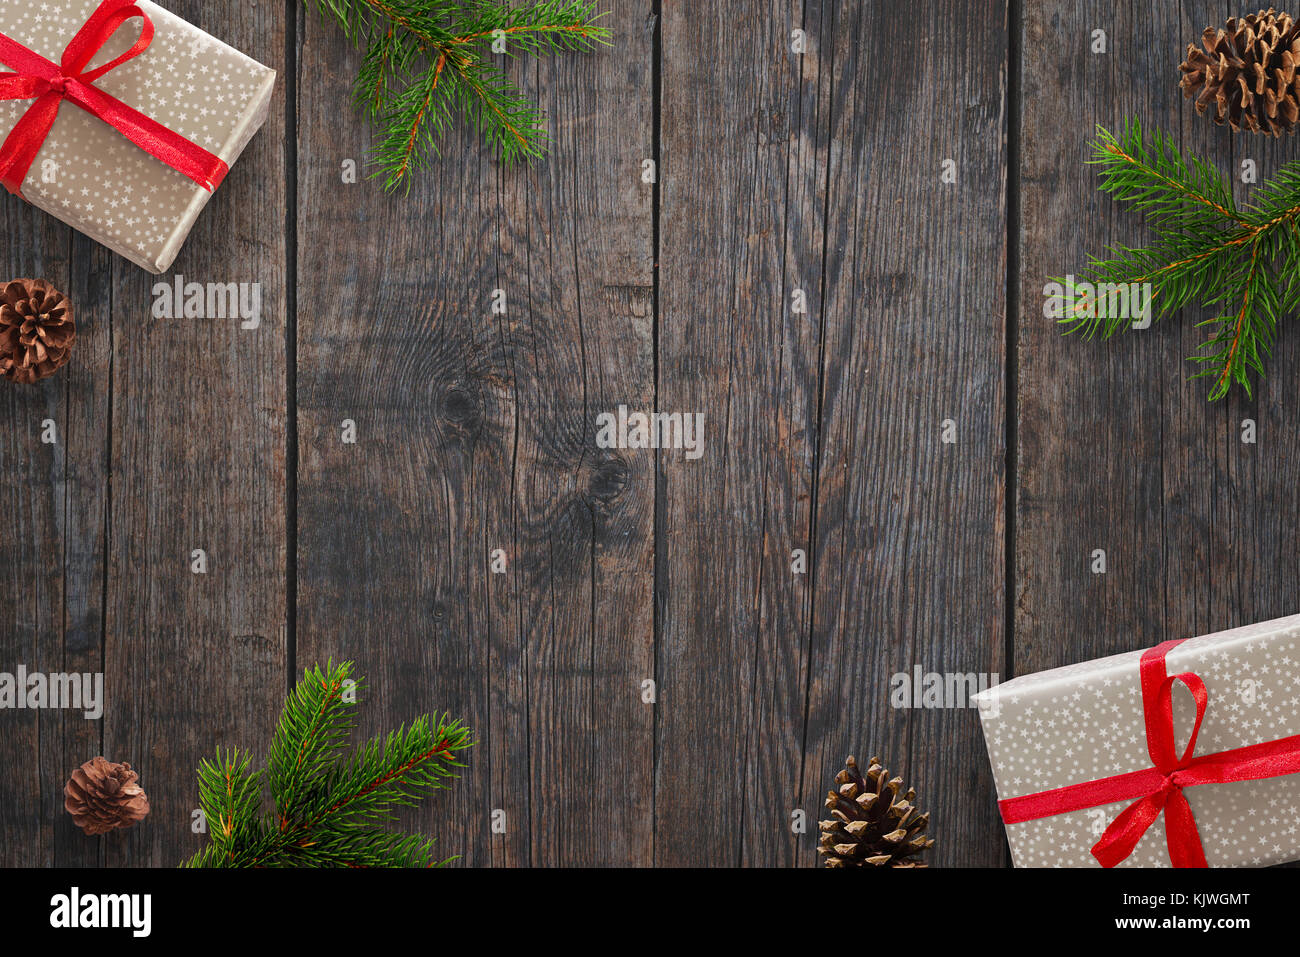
xmin=1052 ymin=120 xmax=1300 ymax=399
xmin=304 ymin=0 xmax=610 ymax=191
xmin=1180 ymin=8 xmax=1300 ymax=135
xmin=976 ymin=614 xmax=1300 ymax=867
xmin=0 ymin=0 xmax=276 ymax=273
xmin=817 ymin=755 xmax=934 ymax=868
xmin=0 ymin=278 xmax=74 ymax=383
xmin=183 ymin=661 xmax=473 ymax=868
xmin=64 ymin=757 xmax=150 ymax=835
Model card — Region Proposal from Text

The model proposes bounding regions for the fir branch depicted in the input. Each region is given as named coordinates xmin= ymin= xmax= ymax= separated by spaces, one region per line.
xmin=182 ymin=662 xmax=474 ymax=868
xmin=195 ymin=748 xmax=264 ymax=861
xmin=1191 ymin=248 xmax=1280 ymax=401
xmin=307 ymin=0 xmax=611 ymax=190
xmin=1241 ymin=162 xmax=1300 ymax=229
xmin=278 ymin=714 xmax=471 ymax=833
xmin=447 ymin=2 xmax=612 ymax=55
xmin=1055 ymin=120 xmax=1300 ymax=399
xmin=1089 ymin=120 xmax=1240 ymax=231
xmin=179 ymin=845 xmax=224 ymax=869
xmin=445 ymin=53 xmax=548 ymax=164
xmin=358 ymin=26 xmax=401 ymax=116
xmin=1059 ymin=230 xmax=1252 ymax=339
xmin=316 ymin=717 xmax=470 ymax=824
xmin=266 ymin=660 xmax=357 ymax=818
xmin=371 ymin=53 xmax=456 ymax=187
xmin=277 ymin=829 xmax=448 ymax=868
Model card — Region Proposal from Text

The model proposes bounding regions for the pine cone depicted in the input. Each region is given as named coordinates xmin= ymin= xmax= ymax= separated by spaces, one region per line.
xmin=818 ymin=755 xmax=933 ymax=868
xmin=1180 ymin=8 xmax=1300 ymax=135
xmin=64 ymin=758 xmax=150 ymax=836
xmin=0 ymin=278 xmax=75 ymax=384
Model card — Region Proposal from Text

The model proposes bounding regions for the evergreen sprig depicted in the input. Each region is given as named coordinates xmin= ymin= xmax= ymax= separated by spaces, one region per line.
xmin=182 ymin=661 xmax=473 ymax=868
xmin=1055 ymin=119 xmax=1300 ymax=400
xmin=306 ymin=0 xmax=611 ymax=190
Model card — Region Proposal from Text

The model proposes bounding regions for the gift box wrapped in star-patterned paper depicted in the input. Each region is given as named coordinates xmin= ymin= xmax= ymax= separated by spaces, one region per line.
xmin=0 ymin=0 xmax=275 ymax=273
xmin=975 ymin=614 xmax=1300 ymax=867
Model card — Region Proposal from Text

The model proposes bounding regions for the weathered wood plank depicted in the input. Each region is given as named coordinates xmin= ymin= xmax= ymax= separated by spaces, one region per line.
xmin=654 ymin=0 xmax=835 ymax=866
xmin=798 ymin=0 xmax=1008 ymax=869
xmin=295 ymin=18 xmax=506 ymax=865
xmin=47 ymin=238 xmax=115 ymax=868
xmin=0 ymin=206 xmax=87 ymax=867
xmin=741 ymin=0 xmax=835 ymax=867
xmin=502 ymin=9 xmax=657 ymax=866
xmin=1158 ymin=1 xmax=1254 ymax=645
xmin=296 ymin=4 xmax=655 ymax=866
xmin=97 ymin=0 xmax=288 ymax=867
xmin=1019 ymin=4 xmax=1179 ymax=681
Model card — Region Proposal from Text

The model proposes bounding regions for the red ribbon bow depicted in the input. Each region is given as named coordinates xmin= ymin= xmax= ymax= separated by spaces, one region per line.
xmin=998 ymin=638 xmax=1300 ymax=866
xmin=0 ymin=0 xmax=227 ymax=198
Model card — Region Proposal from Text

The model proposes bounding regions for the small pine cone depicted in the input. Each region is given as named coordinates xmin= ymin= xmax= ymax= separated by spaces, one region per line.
xmin=818 ymin=755 xmax=934 ymax=868
xmin=1180 ymin=8 xmax=1300 ymax=135
xmin=0 ymin=278 xmax=75 ymax=383
xmin=64 ymin=758 xmax=150 ymax=836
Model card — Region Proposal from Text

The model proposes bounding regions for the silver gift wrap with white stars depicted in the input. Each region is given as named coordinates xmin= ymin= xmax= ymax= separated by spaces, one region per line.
xmin=0 ymin=0 xmax=275 ymax=273
xmin=976 ymin=614 xmax=1300 ymax=867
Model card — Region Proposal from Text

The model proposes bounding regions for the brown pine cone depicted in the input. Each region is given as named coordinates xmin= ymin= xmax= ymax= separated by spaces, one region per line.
xmin=64 ymin=758 xmax=150 ymax=836
xmin=0 ymin=278 xmax=75 ymax=384
xmin=1180 ymin=8 xmax=1300 ymax=135
xmin=818 ymin=755 xmax=934 ymax=868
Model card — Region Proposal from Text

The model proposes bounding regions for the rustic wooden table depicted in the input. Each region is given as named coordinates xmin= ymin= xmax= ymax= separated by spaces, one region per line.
xmin=3 ymin=0 xmax=1294 ymax=868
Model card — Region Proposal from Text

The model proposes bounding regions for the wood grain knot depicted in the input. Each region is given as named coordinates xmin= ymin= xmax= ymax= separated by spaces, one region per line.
xmin=440 ymin=385 xmax=482 ymax=438
xmin=585 ymin=453 xmax=630 ymax=507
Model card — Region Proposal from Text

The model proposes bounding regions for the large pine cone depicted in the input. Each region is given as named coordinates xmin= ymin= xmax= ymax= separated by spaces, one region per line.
xmin=1180 ymin=8 xmax=1300 ymax=135
xmin=64 ymin=758 xmax=150 ymax=836
xmin=818 ymin=755 xmax=933 ymax=868
xmin=0 ymin=278 xmax=75 ymax=384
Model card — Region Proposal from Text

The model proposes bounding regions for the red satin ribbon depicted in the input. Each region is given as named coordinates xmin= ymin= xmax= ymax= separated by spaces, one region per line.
xmin=0 ymin=0 xmax=228 ymax=198
xmin=999 ymin=638 xmax=1300 ymax=867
